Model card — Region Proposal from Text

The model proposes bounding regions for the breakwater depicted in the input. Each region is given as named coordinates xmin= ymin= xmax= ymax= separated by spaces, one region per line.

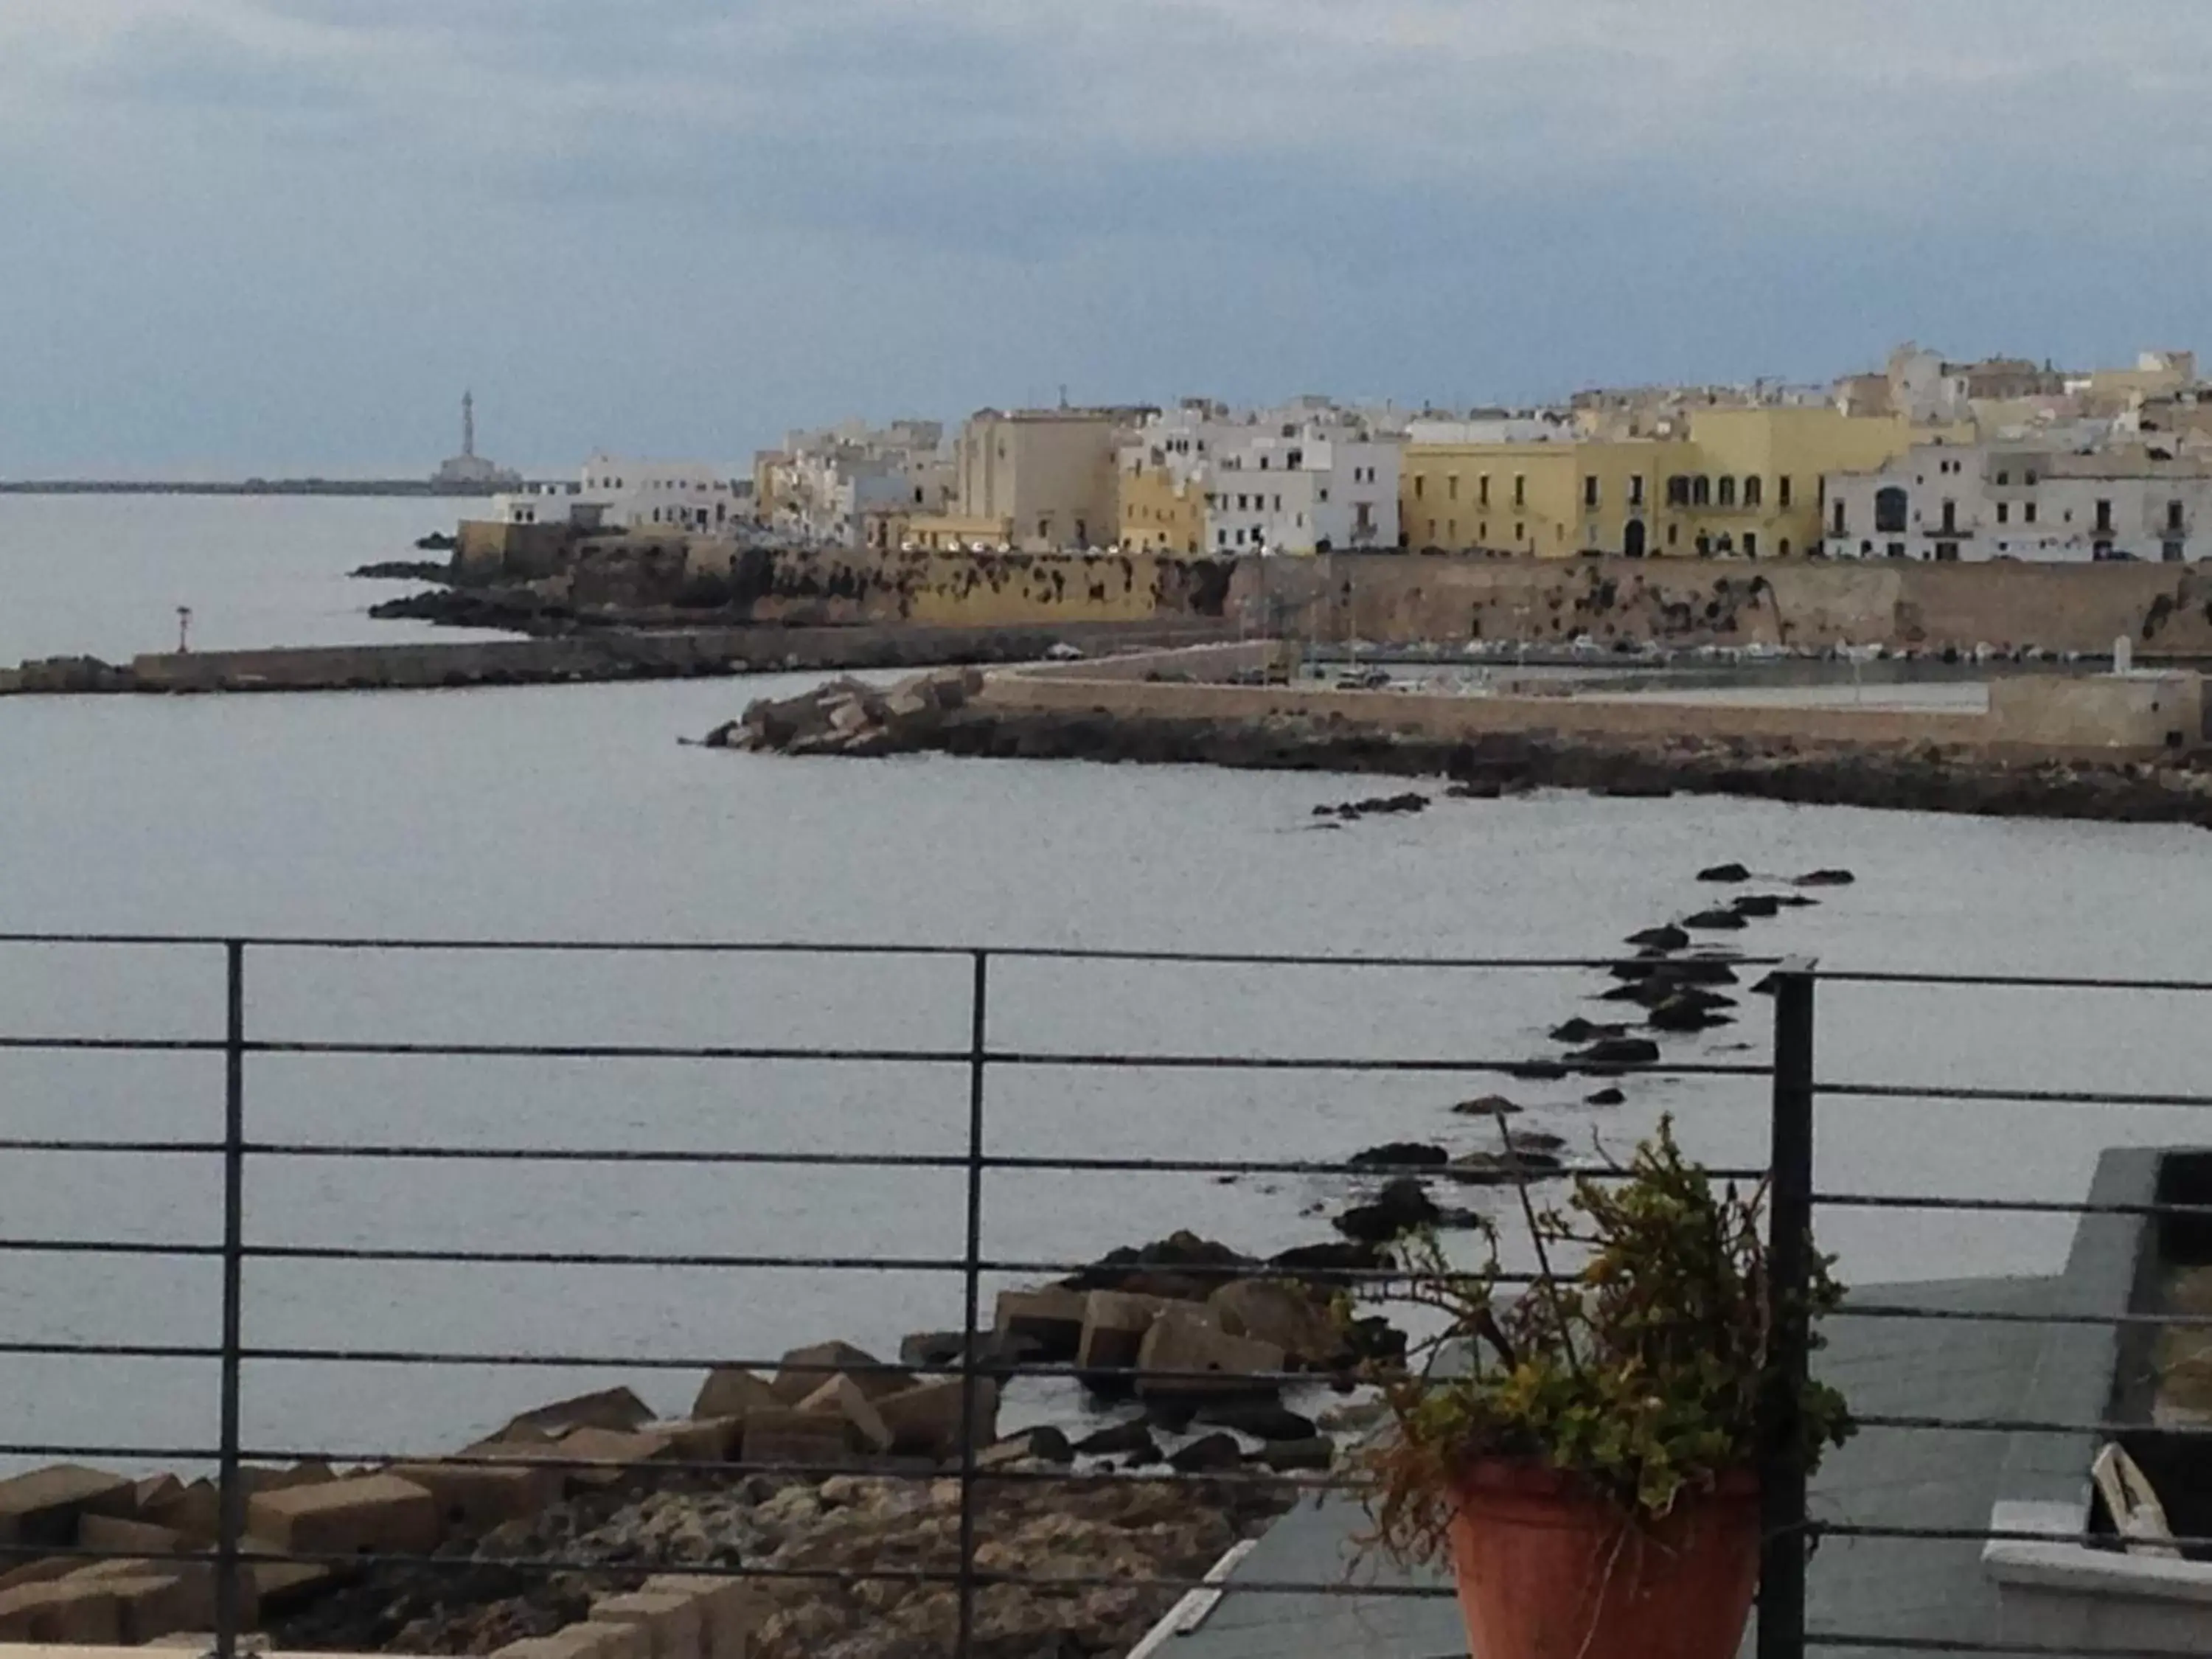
xmin=0 ymin=622 xmax=1228 ymax=698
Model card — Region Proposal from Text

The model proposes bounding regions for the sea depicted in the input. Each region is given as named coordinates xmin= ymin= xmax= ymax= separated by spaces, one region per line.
xmin=3 ymin=493 xmax=2210 ymax=1470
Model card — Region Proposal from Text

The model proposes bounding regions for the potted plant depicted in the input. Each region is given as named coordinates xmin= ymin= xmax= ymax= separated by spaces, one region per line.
xmin=1346 ymin=1117 xmax=1851 ymax=1659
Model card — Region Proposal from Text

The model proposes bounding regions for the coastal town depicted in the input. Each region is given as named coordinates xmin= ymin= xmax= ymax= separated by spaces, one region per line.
xmin=481 ymin=342 xmax=2212 ymax=567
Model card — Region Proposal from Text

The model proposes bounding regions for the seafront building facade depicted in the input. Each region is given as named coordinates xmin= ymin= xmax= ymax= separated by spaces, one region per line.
xmin=490 ymin=456 xmax=747 ymax=532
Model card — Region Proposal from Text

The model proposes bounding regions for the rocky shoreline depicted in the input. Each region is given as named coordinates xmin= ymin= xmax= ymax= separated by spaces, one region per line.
xmin=707 ymin=669 xmax=2212 ymax=825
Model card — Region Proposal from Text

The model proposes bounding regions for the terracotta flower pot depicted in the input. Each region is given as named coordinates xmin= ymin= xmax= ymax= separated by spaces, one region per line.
xmin=1447 ymin=1461 xmax=1759 ymax=1659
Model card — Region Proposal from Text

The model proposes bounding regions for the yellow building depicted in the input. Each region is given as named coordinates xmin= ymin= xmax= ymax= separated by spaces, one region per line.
xmin=1400 ymin=408 xmax=1959 ymax=560
xmin=1116 ymin=461 xmax=1207 ymax=554
xmin=954 ymin=409 xmax=1122 ymax=551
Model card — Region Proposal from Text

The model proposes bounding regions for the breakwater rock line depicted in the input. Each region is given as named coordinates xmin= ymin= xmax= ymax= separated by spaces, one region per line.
xmin=712 ymin=670 xmax=2212 ymax=825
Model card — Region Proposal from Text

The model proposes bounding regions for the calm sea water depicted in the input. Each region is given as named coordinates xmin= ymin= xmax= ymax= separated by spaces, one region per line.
xmin=3 ymin=495 xmax=2211 ymax=1471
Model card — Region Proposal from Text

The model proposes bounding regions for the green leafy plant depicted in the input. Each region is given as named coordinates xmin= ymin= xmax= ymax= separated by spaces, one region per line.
xmin=1347 ymin=1116 xmax=1851 ymax=1568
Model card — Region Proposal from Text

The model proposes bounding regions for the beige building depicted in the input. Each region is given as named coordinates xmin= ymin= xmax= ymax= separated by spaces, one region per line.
xmin=950 ymin=409 xmax=1130 ymax=552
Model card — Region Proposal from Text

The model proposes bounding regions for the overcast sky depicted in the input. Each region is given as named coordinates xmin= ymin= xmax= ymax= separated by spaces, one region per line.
xmin=5 ymin=1 xmax=2210 ymax=474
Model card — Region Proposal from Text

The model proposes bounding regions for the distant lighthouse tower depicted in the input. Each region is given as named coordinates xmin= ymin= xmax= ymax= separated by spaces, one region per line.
xmin=432 ymin=389 xmax=518 ymax=493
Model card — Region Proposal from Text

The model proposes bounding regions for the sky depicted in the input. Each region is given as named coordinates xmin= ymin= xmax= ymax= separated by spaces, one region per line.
xmin=4 ymin=1 xmax=2212 ymax=475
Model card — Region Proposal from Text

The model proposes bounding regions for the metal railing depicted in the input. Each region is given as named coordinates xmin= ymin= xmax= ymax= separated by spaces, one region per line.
xmin=0 ymin=935 xmax=2204 ymax=1658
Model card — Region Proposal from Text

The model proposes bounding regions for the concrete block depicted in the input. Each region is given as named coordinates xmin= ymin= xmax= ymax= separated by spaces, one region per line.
xmin=645 ymin=1417 xmax=742 ymax=1467
xmin=0 ymin=1576 xmax=124 ymax=1643
xmin=142 ymin=1478 xmax=220 ymax=1545
xmin=993 ymin=1287 xmax=1086 ymax=1360
xmin=133 ymin=1474 xmax=186 ymax=1516
xmin=770 ymin=1341 xmax=902 ymax=1403
xmin=738 ymin=1409 xmax=852 ymax=1470
xmin=795 ymin=1376 xmax=893 ymax=1453
xmin=246 ymin=1472 xmax=440 ymax=1558
xmin=692 ymin=1367 xmax=780 ymax=1423
xmin=0 ymin=1464 xmax=139 ymax=1548
xmin=69 ymin=1554 xmax=237 ymax=1632
xmin=389 ymin=1457 xmax=561 ymax=1537
xmin=241 ymin=1461 xmax=338 ymax=1494
xmin=0 ymin=1556 xmax=80 ymax=1595
xmin=248 ymin=1540 xmax=335 ymax=1616
xmin=1076 ymin=1290 xmax=1171 ymax=1382
xmin=529 ymin=1620 xmax=653 ymax=1659
xmin=501 ymin=1386 xmax=655 ymax=1441
xmin=1134 ymin=1307 xmax=1286 ymax=1399
xmin=874 ymin=1377 xmax=1000 ymax=1459
xmin=100 ymin=1570 xmax=201 ymax=1644
xmin=594 ymin=1590 xmax=704 ymax=1659
xmin=80 ymin=1513 xmax=191 ymax=1558
xmin=642 ymin=1575 xmax=768 ymax=1659
xmin=557 ymin=1425 xmax=676 ymax=1487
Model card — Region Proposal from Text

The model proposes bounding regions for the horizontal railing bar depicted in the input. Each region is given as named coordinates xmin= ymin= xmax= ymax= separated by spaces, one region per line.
xmin=1848 ymin=1412 xmax=2212 ymax=1438
xmin=247 ymin=1041 xmax=972 ymax=1063
xmin=1818 ymin=1079 xmax=2212 ymax=1110
xmin=0 ymin=1338 xmax=223 ymax=1359
xmin=1816 ymin=1191 xmax=2212 ymax=1220
xmin=1835 ymin=1303 xmax=2212 ymax=1332
xmin=231 ymin=1348 xmax=1382 ymax=1386
xmin=1809 ymin=1635 xmax=2212 ymax=1659
xmin=1817 ymin=967 xmax=2212 ymax=993
xmin=0 ymin=1140 xmax=226 ymax=1156
xmin=0 ymin=1239 xmax=221 ymax=1259
xmin=0 ymin=1442 xmax=223 ymax=1463
xmin=1821 ymin=1520 xmax=2212 ymax=1549
xmin=0 ymin=1037 xmax=225 ymax=1054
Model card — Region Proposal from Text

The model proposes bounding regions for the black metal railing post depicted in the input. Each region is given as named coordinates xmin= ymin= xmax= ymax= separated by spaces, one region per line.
xmin=956 ymin=949 xmax=989 ymax=1658
xmin=1759 ymin=959 xmax=1816 ymax=1659
xmin=215 ymin=940 xmax=247 ymax=1659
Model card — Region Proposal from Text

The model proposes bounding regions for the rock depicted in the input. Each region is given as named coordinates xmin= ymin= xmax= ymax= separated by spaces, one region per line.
xmin=501 ymin=1387 xmax=655 ymax=1441
xmin=773 ymin=1341 xmax=905 ymax=1404
xmin=1194 ymin=1399 xmax=1318 ymax=1441
xmin=1647 ymin=996 xmax=1736 ymax=1033
xmin=740 ymin=1409 xmax=853 ymax=1470
xmin=1607 ymin=959 xmax=1663 ymax=981
xmin=1166 ymin=1433 xmax=1245 ymax=1473
xmin=1451 ymin=1093 xmax=1523 ymax=1116
xmin=1206 ymin=1279 xmax=1342 ymax=1368
xmin=1731 ymin=894 xmax=1783 ymax=918
xmin=1660 ymin=957 xmax=1741 ymax=986
xmin=1335 ymin=1178 xmax=1441 ymax=1242
xmin=131 ymin=1475 xmax=184 ymax=1517
xmin=0 ymin=1577 xmax=125 ymax=1644
xmin=1446 ymin=1150 xmax=1566 ymax=1185
xmin=1683 ymin=908 xmax=1749 ymax=932
xmin=1625 ymin=925 xmax=1690 ymax=951
xmin=556 ymin=1426 xmax=678 ymax=1486
xmin=1076 ymin=1291 xmax=1173 ymax=1391
xmin=692 ymin=1367 xmax=780 ymax=1422
xmin=386 ymin=1458 xmax=560 ymax=1537
xmin=245 ymin=1473 xmax=439 ymax=1557
xmin=1698 ymin=863 xmax=1753 ymax=883
xmin=874 ymin=1377 xmax=1000 ymax=1459
xmin=1504 ymin=1129 xmax=1567 ymax=1153
xmin=1061 ymin=1231 xmax=1255 ymax=1301
xmin=1794 ymin=869 xmax=1857 ymax=886
xmin=1568 ymin=1037 xmax=1662 ymax=1069
xmin=1261 ymin=1436 xmax=1337 ymax=1472
xmin=980 ymin=1426 xmax=1074 ymax=1469
xmin=1506 ymin=1060 xmax=1570 ymax=1081
xmin=1267 ymin=1240 xmax=1387 ymax=1285
xmin=1549 ymin=1019 xmax=1623 ymax=1044
xmin=1446 ymin=779 xmax=1503 ymax=799
xmin=138 ymin=1479 xmax=218 ymax=1546
xmin=1346 ymin=1141 xmax=1448 ymax=1171
xmin=591 ymin=1590 xmax=703 ymax=1659
xmin=1776 ymin=894 xmax=1819 ymax=908
xmin=0 ymin=1466 xmax=138 ymax=1548
xmin=1324 ymin=792 xmax=1429 ymax=820
xmin=898 ymin=1328 xmax=1034 ymax=1375
xmin=1134 ymin=1309 xmax=1286 ymax=1400
xmin=1586 ymin=1087 xmax=1627 ymax=1106
xmin=1341 ymin=1315 xmax=1408 ymax=1366
xmin=1072 ymin=1421 xmax=1161 ymax=1461
xmin=794 ymin=1377 xmax=894 ymax=1454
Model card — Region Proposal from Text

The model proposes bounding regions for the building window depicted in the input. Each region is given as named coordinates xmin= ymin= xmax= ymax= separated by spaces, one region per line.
xmin=1514 ymin=522 xmax=1526 ymax=542
xmin=1692 ymin=476 xmax=1711 ymax=506
xmin=1319 ymin=488 xmax=1330 ymax=503
xmin=1478 ymin=521 xmax=1487 ymax=540
xmin=1413 ymin=476 xmax=1425 ymax=500
xmin=1779 ymin=539 xmax=1790 ymax=556
xmin=1668 ymin=524 xmax=1680 ymax=546
xmin=1447 ymin=519 xmax=1457 ymax=542
xmin=2026 ymin=469 xmax=2039 ymax=485
xmin=2096 ymin=499 xmax=2114 ymax=533
xmin=1874 ymin=487 xmax=1908 ymax=534
xmin=1259 ymin=456 xmax=1270 ymax=470
xmin=1744 ymin=476 xmax=1763 ymax=507
xmin=1997 ymin=470 xmax=2011 ymax=486
xmin=1718 ymin=476 xmax=1737 ymax=507
xmin=1583 ymin=476 xmax=1600 ymax=508
xmin=1513 ymin=474 xmax=1527 ymax=507
xmin=1745 ymin=532 xmax=1758 ymax=557
xmin=1997 ymin=502 xmax=2010 ymax=525
xmin=1478 ymin=475 xmax=1491 ymax=506
xmin=1779 ymin=476 xmax=1793 ymax=507
xmin=2170 ymin=500 xmax=2186 ymax=532
xmin=1940 ymin=499 xmax=1958 ymax=534
xmin=1630 ymin=475 xmax=1646 ymax=507
xmin=1666 ymin=476 xmax=1689 ymax=507
xmin=1832 ymin=501 xmax=1847 ymax=535
xmin=1448 ymin=474 xmax=1460 ymax=501
xmin=2025 ymin=501 xmax=2038 ymax=525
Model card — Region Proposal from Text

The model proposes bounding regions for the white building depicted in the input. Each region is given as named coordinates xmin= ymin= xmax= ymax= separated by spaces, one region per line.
xmin=490 ymin=456 xmax=747 ymax=532
xmin=1121 ymin=400 xmax=1402 ymax=555
xmin=1823 ymin=440 xmax=2212 ymax=563
xmin=757 ymin=422 xmax=954 ymax=549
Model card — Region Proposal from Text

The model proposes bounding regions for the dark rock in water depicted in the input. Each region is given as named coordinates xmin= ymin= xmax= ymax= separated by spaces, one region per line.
xmin=1435 ymin=1206 xmax=1485 ymax=1229
xmin=990 ymin=1425 xmax=1074 ymax=1465
xmin=1507 ymin=1060 xmax=1571 ymax=1081
xmin=1347 ymin=1142 xmax=1450 ymax=1172
xmin=1060 ymin=1231 xmax=1254 ymax=1301
xmin=1447 ymin=779 xmax=1504 ymax=799
xmin=1447 ymin=1150 xmax=1567 ymax=1185
xmin=1685 ymin=908 xmax=1750 ymax=932
xmin=1197 ymin=1399 xmax=1318 ymax=1442
xmin=1662 ymin=958 xmax=1741 ymax=987
xmin=412 ymin=532 xmax=459 ymax=552
xmin=1262 ymin=1436 xmax=1337 ymax=1472
xmin=1074 ymin=1420 xmax=1161 ymax=1461
xmin=1777 ymin=894 xmax=1820 ymax=908
xmin=1550 ymin=1019 xmax=1626 ymax=1044
xmin=1168 ymin=1433 xmax=1245 ymax=1473
xmin=1323 ymin=792 xmax=1430 ymax=821
xmin=1647 ymin=996 xmax=1737 ymax=1033
xmin=1452 ymin=1093 xmax=1524 ymax=1116
xmin=1335 ymin=1178 xmax=1440 ymax=1242
xmin=1270 ymin=1240 xmax=1388 ymax=1282
xmin=1627 ymin=925 xmax=1691 ymax=951
xmin=1586 ymin=1087 xmax=1627 ymax=1106
xmin=1599 ymin=982 xmax=1654 ymax=1004
xmin=1794 ymin=869 xmax=1857 ymax=887
xmin=1341 ymin=1315 xmax=1408 ymax=1366
xmin=900 ymin=1329 xmax=1036 ymax=1371
xmin=1731 ymin=894 xmax=1784 ymax=919
xmin=1699 ymin=863 xmax=1753 ymax=883
xmin=1570 ymin=1037 xmax=1663 ymax=1069
xmin=1607 ymin=959 xmax=1663 ymax=981
xmin=1506 ymin=1129 xmax=1568 ymax=1154
xmin=1601 ymin=781 xmax=1674 ymax=799
xmin=1652 ymin=984 xmax=1734 ymax=1015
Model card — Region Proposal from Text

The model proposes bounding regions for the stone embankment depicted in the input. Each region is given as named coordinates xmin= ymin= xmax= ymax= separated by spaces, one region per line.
xmin=708 ymin=669 xmax=2212 ymax=825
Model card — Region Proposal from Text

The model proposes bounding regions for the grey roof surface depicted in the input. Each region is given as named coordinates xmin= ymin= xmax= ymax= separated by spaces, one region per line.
xmin=1168 ymin=1276 xmax=2061 ymax=1659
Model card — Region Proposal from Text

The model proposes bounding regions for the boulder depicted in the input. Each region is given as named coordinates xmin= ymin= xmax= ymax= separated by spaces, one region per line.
xmin=641 ymin=1574 xmax=771 ymax=1659
xmin=739 ymin=1409 xmax=852 ymax=1470
xmin=1658 ymin=957 xmax=1740 ymax=987
xmin=1335 ymin=1178 xmax=1441 ymax=1242
xmin=794 ymin=1377 xmax=894 ymax=1455
xmin=1793 ymin=869 xmax=1857 ymax=886
xmin=1450 ymin=1094 xmax=1523 ymax=1116
xmin=1206 ymin=1279 xmax=1342 ymax=1368
xmin=873 ymin=1377 xmax=1000 ymax=1459
xmin=387 ymin=1456 xmax=560 ymax=1537
xmin=645 ymin=1417 xmax=742 ymax=1464
xmin=1550 ymin=1019 xmax=1624 ymax=1044
xmin=1683 ymin=908 xmax=1749 ymax=932
xmin=1072 ymin=1420 xmax=1160 ymax=1462
xmin=1261 ymin=1436 xmax=1338 ymax=1473
xmin=0 ymin=1465 xmax=138 ymax=1548
xmin=897 ymin=1329 xmax=1033 ymax=1374
xmin=591 ymin=1589 xmax=703 ymax=1659
xmin=1697 ymin=863 xmax=1753 ymax=883
xmin=992 ymin=1287 xmax=1088 ymax=1361
xmin=0 ymin=1576 xmax=124 ymax=1644
xmin=1134 ymin=1308 xmax=1285 ymax=1400
xmin=1060 ymin=1231 xmax=1254 ymax=1301
xmin=139 ymin=1479 xmax=219 ymax=1546
xmin=1506 ymin=1060 xmax=1570 ymax=1081
xmin=1167 ymin=1433 xmax=1244 ymax=1473
xmin=1568 ymin=1037 xmax=1662 ymax=1069
xmin=1586 ymin=1087 xmax=1627 ymax=1106
xmin=773 ymin=1340 xmax=905 ymax=1403
xmin=244 ymin=1472 xmax=439 ymax=1558
xmin=1195 ymin=1399 xmax=1318 ymax=1441
xmin=131 ymin=1475 xmax=184 ymax=1517
xmin=1447 ymin=1149 xmax=1567 ymax=1186
xmin=1731 ymin=894 xmax=1783 ymax=919
xmin=979 ymin=1426 xmax=1074 ymax=1469
xmin=1076 ymin=1291 xmax=1172 ymax=1391
xmin=1625 ymin=924 xmax=1691 ymax=951
xmin=692 ymin=1366 xmax=780 ymax=1422
xmin=1647 ymin=996 xmax=1735 ymax=1033
xmin=501 ymin=1387 xmax=655 ymax=1441
xmin=1346 ymin=1141 xmax=1448 ymax=1171
xmin=557 ymin=1425 xmax=678 ymax=1487
xmin=77 ymin=1514 xmax=188 ymax=1557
